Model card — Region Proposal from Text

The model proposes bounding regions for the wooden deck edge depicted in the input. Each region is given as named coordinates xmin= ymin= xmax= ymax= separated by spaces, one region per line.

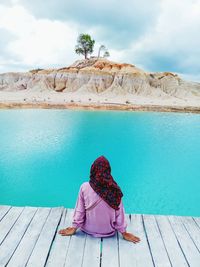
xmin=0 ymin=206 xmax=199 ymax=218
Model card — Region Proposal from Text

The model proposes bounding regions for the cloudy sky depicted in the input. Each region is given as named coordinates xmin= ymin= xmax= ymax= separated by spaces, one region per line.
xmin=0 ymin=0 xmax=200 ymax=81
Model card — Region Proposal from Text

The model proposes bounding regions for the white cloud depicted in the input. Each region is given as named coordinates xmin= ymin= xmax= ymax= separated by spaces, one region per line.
xmin=123 ymin=0 xmax=200 ymax=80
xmin=0 ymin=4 xmax=80 ymax=71
xmin=16 ymin=0 xmax=160 ymax=48
xmin=0 ymin=0 xmax=199 ymax=82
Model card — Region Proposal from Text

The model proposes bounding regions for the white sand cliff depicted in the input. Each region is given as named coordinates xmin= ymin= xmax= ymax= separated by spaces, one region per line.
xmin=0 ymin=58 xmax=200 ymax=112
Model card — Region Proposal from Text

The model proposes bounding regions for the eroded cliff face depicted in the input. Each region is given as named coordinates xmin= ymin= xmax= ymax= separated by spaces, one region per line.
xmin=0 ymin=58 xmax=200 ymax=100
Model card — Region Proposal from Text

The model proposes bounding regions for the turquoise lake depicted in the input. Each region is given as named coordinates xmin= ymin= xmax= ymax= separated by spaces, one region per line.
xmin=0 ymin=109 xmax=200 ymax=216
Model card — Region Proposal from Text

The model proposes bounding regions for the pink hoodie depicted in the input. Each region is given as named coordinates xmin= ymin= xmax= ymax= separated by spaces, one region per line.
xmin=72 ymin=182 xmax=127 ymax=237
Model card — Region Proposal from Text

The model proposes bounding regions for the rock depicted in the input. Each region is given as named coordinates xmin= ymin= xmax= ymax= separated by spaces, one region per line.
xmin=0 ymin=58 xmax=200 ymax=101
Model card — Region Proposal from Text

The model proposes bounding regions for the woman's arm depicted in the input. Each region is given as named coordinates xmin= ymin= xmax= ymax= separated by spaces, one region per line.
xmin=59 ymin=184 xmax=86 ymax=236
xmin=71 ymin=185 xmax=86 ymax=229
xmin=115 ymin=201 xmax=140 ymax=243
xmin=114 ymin=200 xmax=128 ymax=234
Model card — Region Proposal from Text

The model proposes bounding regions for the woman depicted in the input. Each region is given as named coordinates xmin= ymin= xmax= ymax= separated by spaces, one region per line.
xmin=59 ymin=156 xmax=140 ymax=243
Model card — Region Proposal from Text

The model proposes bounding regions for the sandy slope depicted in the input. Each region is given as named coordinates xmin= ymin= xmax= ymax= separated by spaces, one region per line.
xmin=0 ymin=58 xmax=200 ymax=112
xmin=0 ymin=91 xmax=200 ymax=113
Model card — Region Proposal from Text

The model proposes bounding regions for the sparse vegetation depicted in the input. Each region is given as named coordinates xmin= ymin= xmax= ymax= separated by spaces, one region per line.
xmin=75 ymin=34 xmax=110 ymax=59
xmin=103 ymin=51 xmax=110 ymax=58
xmin=75 ymin=34 xmax=95 ymax=59
xmin=98 ymin=45 xmax=110 ymax=58
xmin=98 ymin=45 xmax=105 ymax=58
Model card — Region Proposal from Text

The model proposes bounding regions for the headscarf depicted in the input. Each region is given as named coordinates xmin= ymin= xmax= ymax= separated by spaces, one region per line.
xmin=89 ymin=155 xmax=123 ymax=210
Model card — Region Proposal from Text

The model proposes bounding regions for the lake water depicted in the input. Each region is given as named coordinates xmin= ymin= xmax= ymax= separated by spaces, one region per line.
xmin=0 ymin=109 xmax=200 ymax=216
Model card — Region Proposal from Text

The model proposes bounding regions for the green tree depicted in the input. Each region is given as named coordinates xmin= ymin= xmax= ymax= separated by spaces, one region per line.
xmin=75 ymin=34 xmax=95 ymax=59
xmin=98 ymin=45 xmax=110 ymax=58
xmin=103 ymin=51 xmax=110 ymax=58
xmin=98 ymin=45 xmax=106 ymax=58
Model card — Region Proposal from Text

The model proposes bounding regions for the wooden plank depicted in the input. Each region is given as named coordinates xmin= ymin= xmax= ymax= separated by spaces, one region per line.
xmin=119 ymin=214 xmax=154 ymax=267
xmin=0 ymin=207 xmax=37 ymax=266
xmin=64 ymin=231 xmax=86 ymax=267
xmin=26 ymin=207 xmax=63 ymax=267
xmin=193 ymin=217 xmax=200 ymax=229
xmin=0 ymin=205 xmax=199 ymax=267
xmin=46 ymin=209 xmax=74 ymax=267
xmin=7 ymin=207 xmax=50 ymax=267
xmin=101 ymin=232 xmax=119 ymax=267
xmin=64 ymin=216 xmax=87 ymax=267
xmin=0 ymin=207 xmax=24 ymax=245
xmin=143 ymin=215 xmax=171 ymax=267
xmin=82 ymin=234 xmax=101 ymax=267
xmin=155 ymin=215 xmax=188 ymax=266
xmin=168 ymin=215 xmax=200 ymax=267
xmin=178 ymin=216 xmax=200 ymax=251
xmin=0 ymin=206 xmax=11 ymax=221
xmin=118 ymin=214 xmax=137 ymax=267
xmin=47 ymin=208 xmax=101 ymax=267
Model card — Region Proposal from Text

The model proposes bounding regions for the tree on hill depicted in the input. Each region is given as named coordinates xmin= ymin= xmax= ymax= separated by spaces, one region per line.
xmin=103 ymin=51 xmax=110 ymax=58
xmin=75 ymin=34 xmax=95 ymax=59
xmin=98 ymin=45 xmax=106 ymax=58
xmin=98 ymin=45 xmax=110 ymax=58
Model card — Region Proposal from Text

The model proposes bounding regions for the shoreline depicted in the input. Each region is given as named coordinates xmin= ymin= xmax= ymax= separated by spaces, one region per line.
xmin=1 ymin=101 xmax=200 ymax=114
xmin=1 ymin=58 xmax=200 ymax=114
xmin=0 ymin=91 xmax=200 ymax=114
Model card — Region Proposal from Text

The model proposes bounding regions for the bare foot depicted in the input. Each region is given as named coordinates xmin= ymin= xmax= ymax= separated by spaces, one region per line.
xmin=122 ymin=232 xmax=141 ymax=243
xmin=58 ymin=227 xmax=77 ymax=236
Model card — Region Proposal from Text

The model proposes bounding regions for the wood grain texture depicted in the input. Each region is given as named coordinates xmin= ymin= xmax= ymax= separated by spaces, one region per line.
xmin=0 ymin=206 xmax=199 ymax=267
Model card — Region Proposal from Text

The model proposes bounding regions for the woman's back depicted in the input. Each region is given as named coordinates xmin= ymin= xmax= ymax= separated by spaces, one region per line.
xmin=72 ymin=182 xmax=127 ymax=237
xmin=59 ymin=156 xmax=140 ymax=243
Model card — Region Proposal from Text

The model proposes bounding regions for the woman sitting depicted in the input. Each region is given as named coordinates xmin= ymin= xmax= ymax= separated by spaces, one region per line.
xmin=59 ymin=156 xmax=140 ymax=243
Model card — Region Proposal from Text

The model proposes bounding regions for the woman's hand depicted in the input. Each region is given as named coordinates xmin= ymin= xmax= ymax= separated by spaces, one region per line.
xmin=58 ymin=227 xmax=77 ymax=236
xmin=122 ymin=232 xmax=141 ymax=243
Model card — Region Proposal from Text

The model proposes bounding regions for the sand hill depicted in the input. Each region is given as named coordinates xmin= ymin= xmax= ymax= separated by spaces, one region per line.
xmin=0 ymin=58 xmax=200 ymax=112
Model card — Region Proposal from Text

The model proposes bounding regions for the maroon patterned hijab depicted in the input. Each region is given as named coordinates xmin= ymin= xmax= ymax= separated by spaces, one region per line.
xmin=89 ymin=156 xmax=123 ymax=210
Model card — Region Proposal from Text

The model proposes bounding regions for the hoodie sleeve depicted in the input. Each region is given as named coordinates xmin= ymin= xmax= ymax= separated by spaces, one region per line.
xmin=114 ymin=200 xmax=127 ymax=233
xmin=72 ymin=184 xmax=86 ymax=228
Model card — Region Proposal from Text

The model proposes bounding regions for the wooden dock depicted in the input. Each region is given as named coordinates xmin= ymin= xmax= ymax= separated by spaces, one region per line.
xmin=0 ymin=206 xmax=200 ymax=267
